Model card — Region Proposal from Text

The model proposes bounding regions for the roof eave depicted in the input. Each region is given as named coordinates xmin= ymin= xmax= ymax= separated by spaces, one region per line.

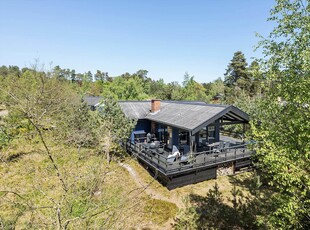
xmin=145 ymin=117 xmax=192 ymax=132
xmin=190 ymin=106 xmax=249 ymax=135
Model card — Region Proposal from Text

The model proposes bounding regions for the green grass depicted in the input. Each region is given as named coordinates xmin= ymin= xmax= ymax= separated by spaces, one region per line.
xmin=143 ymin=198 xmax=178 ymax=225
xmin=0 ymin=142 xmax=135 ymax=229
xmin=129 ymin=160 xmax=172 ymax=197
xmin=129 ymin=157 xmax=254 ymax=206
xmin=0 ymin=138 xmax=257 ymax=229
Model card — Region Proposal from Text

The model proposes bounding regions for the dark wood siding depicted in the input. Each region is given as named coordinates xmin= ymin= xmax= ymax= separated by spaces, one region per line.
xmin=235 ymin=159 xmax=252 ymax=169
xmin=135 ymin=119 xmax=151 ymax=133
xmin=166 ymin=167 xmax=217 ymax=190
xmin=172 ymin=127 xmax=179 ymax=148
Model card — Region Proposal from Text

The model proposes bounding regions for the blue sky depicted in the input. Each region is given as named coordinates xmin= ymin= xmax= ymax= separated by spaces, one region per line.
xmin=0 ymin=0 xmax=275 ymax=83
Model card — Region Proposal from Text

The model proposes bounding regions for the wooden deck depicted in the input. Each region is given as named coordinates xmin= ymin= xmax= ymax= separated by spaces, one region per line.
xmin=126 ymin=139 xmax=254 ymax=189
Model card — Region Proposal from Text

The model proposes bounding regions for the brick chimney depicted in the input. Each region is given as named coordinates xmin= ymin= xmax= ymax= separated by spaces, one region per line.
xmin=151 ymin=99 xmax=161 ymax=113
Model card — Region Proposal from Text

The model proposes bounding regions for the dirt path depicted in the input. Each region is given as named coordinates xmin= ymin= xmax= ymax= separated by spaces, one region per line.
xmin=121 ymin=163 xmax=183 ymax=209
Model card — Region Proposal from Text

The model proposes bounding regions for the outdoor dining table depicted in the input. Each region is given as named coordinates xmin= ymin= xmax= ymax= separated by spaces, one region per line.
xmin=208 ymin=142 xmax=220 ymax=146
xmin=207 ymin=142 xmax=221 ymax=148
xmin=207 ymin=142 xmax=222 ymax=154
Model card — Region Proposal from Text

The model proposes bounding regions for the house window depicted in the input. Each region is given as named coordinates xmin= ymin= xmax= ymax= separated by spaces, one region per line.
xmin=156 ymin=124 xmax=170 ymax=147
xmin=167 ymin=126 xmax=172 ymax=149
xmin=179 ymin=131 xmax=189 ymax=145
xmin=199 ymin=128 xmax=207 ymax=146
xmin=208 ymin=125 xmax=215 ymax=143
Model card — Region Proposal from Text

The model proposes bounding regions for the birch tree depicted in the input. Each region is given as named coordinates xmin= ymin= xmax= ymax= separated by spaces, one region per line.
xmin=252 ymin=0 xmax=310 ymax=228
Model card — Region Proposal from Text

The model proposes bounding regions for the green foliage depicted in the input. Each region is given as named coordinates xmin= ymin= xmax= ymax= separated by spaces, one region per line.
xmin=0 ymin=115 xmax=34 ymax=152
xmin=252 ymin=0 xmax=310 ymax=228
xmin=224 ymin=51 xmax=263 ymax=103
xmin=97 ymin=97 xmax=136 ymax=143
xmin=0 ymin=145 xmax=129 ymax=229
xmin=174 ymin=197 xmax=199 ymax=230
xmin=174 ymin=182 xmax=261 ymax=229
xmin=0 ymin=65 xmax=21 ymax=78
xmin=3 ymin=64 xmax=231 ymax=103
xmin=6 ymin=4 xmax=310 ymax=225
xmin=91 ymin=97 xmax=136 ymax=162
xmin=203 ymin=77 xmax=225 ymax=102
xmin=0 ymin=66 xmax=142 ymax=229
xmin=180 ymin=72 xmax=209 ymax=101
xmin=149 ymin=78 xmax=169 ymax=99
xmin=97 ymin=69 xmax=210 ymax=102
xmin=101 ymin=75 xmax=149 ymax=100
xmin=165 ymin=81 xmax=183 ymax=100
xmin=94 ymin=69 xmax=108 ymax=82
xmin=63 ymin=101 xmax=98 ymax=148
xmin=224 ymin=51 xmax=248 ymax=87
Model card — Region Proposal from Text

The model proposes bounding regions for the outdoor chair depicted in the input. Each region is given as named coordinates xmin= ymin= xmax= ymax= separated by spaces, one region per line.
xmin=157 ymin=148 xmax=164 ymax=154
xmin=150 ymin=141 xmax=160 ymax=149
xmin=179 ymin=145 xmax=190 ymax=162
xmin=214 ymin=141 xmax=224 ymax=153
xmin=167 ymin=145 xmax=181 ymax=164
xmin=156 ymin=142 xmax=165 ymax=154
xmin=223 ymin=142 xmax=230 ymax=152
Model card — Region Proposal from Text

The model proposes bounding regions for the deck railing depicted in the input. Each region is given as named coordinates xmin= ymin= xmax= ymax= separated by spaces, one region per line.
xmin=126 ymin=141 xmax=254 ymax=175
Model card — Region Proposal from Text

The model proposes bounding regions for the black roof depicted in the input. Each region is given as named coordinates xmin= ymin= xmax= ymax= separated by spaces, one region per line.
xmin=83 ymin=96 xmax=249 ymax=134
xmin=118 ymin=100 xmax=249 ymax=134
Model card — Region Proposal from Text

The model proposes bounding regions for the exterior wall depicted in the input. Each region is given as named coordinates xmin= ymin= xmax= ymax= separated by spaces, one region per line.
xmin=235 ymin=159 xmax=252 ymax=169
xmin=135 ymin=119 xmax=151 ymax=133
xmin=151 ymin=121 xmax=156 ymax=133
xmin=133 ymin=118 xmax=220 ymax=149
xmin=172 ymin=127 xmax=179 ymax=149
xmin=165 ymin=167 xmax=217 ymax=190
xmin=215 ymin=119 xmax=220 ymax=142
xmin=195 ymin=132 xmax=200 ymax=149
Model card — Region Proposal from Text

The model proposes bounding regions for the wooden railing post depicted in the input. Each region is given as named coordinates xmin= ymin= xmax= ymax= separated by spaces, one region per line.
xmin=158 ymin=153 xmax=160 ymax=166
xmin=232 ymin=162 xmax=236 ymax=174
xmin=204 ymin=153 xmax=206 ymax=165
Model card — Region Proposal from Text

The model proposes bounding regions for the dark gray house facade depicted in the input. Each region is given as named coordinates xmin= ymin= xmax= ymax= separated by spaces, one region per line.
xmin=85 ymin=97 xmax=253 ymax=189
xmin=118 ymin=99 xmax=249 ymax=150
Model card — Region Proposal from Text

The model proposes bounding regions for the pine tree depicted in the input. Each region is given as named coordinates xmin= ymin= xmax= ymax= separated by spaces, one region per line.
xmin=224 ymin=51 xmax=248 ymax=87
xmin=224 ymin=51 xmax=250 ymax=102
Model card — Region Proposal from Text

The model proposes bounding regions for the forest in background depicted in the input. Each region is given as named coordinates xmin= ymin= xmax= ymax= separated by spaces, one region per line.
xmin=0 ymin=49 xmax=262 ymax=134
xmin=0 ymin=0 xmax=309 ymax=229
xmin=0 ymin=49 xmax=261 ymax=104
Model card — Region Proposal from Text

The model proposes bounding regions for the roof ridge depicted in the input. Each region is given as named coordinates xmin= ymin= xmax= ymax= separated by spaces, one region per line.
xmin=162 ymin=100 xmax=228 ymax=107
xmin=117 ymin=100 xmax=229 ymax=108
xmin=118 ymin=100 xmax=151 ymax=103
